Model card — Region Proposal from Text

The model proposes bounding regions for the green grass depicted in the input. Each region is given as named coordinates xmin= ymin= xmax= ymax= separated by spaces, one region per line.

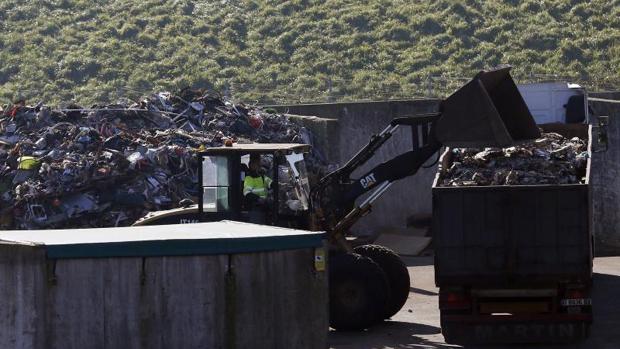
xmin=0 ymin=0 xmax=618 ymax=105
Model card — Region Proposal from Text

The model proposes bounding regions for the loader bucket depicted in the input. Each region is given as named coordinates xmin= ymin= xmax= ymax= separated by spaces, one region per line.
xmin=435 ymin=66 xmax=540 ymax=148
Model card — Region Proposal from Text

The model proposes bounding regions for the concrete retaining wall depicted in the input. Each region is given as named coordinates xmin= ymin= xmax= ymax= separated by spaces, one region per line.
xmin=589 ymin=92 xmax=620 ymax=255
xmin=273 ymin=100 xmax=441 ymax=236
xmin=0 ymin=244 xmax=327 ymax=349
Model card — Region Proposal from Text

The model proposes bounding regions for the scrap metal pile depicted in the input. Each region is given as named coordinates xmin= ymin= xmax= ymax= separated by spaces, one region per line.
xmin=0 ymin=89 xmax=324 ymax=229
xmin=439 ymin=132 xmax=588 ymax=187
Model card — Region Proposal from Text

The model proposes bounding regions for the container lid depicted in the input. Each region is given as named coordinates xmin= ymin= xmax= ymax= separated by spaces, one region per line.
xmin=0 ymin=221 xmax=325 ymax=259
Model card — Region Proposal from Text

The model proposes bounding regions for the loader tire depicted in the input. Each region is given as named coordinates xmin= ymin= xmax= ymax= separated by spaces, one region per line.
xmin=329 ymin=252 xmax=389 ymax=331
xmin=354 ymin=244 xmax=410 ymax=319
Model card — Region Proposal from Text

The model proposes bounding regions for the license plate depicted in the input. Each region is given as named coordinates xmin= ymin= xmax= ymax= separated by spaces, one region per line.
xmin=560 ymin=298 xmax=592 ymax=306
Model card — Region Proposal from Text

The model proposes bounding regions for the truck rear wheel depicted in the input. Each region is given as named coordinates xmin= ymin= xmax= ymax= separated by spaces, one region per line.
xmin=354 ymin=244 xmax=410 ymax=319
xmin=329 ymin=252 xmax=389 ymax=331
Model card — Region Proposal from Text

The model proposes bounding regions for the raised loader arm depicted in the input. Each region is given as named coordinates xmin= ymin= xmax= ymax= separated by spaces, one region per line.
xmin=311 ymin=115 xmax=442 ymax=251
xmin=311 ymin=66 xmax=541 ymax=251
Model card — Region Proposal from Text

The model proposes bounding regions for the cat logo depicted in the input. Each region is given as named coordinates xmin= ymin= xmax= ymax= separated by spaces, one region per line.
xmin=360 ymin=173 xmax=377 ymax=189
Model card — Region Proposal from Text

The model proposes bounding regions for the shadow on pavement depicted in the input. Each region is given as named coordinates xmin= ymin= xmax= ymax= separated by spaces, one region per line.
xmin=410 ymin=286 xmax=438 ymax=296
xmin=586 ymin=272 xmax=620 ymax=349
xmin=329 ymin=321 xmax=457 ymax=349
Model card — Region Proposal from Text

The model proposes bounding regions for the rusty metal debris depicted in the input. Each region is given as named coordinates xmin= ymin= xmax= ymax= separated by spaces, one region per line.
xmin=0 ymin=89 xmax=324 ymax=229
xmin=439 ymin=132 xmax=588 ymax=187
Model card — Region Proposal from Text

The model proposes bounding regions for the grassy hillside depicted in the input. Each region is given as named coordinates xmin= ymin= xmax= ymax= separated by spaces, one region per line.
xmin=0 ymin=0 xmax=619 ymax=105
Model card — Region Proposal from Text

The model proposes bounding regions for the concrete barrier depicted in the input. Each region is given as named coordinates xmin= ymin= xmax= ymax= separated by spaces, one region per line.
xmin=0 ymin=222 xmax=328 ymax=349
xmin=590 ymin=92 xmax=620 ymax=255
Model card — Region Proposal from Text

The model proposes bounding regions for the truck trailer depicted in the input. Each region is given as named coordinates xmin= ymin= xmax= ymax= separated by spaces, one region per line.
xmin=433 ymin=124 xmax=593 ymax=344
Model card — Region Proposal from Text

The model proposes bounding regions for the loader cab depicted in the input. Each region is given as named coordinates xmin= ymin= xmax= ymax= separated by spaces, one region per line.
xmin=198 ymin=143 xmax=312 ymax=228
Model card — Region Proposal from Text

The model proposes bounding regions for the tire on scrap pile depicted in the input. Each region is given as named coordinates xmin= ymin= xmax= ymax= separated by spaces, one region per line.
xmin=329 ymin=252 xmax=389 ymax=331
xmin=354 ymin=244 xmax=410 ymax=319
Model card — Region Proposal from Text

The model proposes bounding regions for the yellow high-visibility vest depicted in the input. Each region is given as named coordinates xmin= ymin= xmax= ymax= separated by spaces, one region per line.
xmin=243 ymin=175 xmax=272 ymax=198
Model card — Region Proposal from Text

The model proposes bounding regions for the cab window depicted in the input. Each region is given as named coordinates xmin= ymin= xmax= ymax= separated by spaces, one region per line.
xmin=202 ymin=156 xmax=230 ymax=212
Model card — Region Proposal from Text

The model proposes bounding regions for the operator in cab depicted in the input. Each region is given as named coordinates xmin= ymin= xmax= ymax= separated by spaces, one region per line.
xmin=243 ymin=154 xmax=273 ymax=223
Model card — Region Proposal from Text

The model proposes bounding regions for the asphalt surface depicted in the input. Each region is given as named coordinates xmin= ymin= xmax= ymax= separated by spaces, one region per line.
xmin=329 ymin=256 xmax=620 ymax=349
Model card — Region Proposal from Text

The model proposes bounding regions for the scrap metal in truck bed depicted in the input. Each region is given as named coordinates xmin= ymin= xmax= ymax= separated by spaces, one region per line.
xmin=432 ymin=123 xmax=593 ymax=344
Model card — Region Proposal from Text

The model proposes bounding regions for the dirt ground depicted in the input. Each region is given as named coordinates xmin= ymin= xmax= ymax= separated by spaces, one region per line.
xmin=329 ymin=256 xmax=620 ymax=349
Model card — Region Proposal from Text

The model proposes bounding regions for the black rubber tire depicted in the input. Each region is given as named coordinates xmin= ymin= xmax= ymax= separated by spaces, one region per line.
xmin=354 ymin=244 xmax=410 ymax=319
xmin=329 ymin=252 xmax=390 ymax=331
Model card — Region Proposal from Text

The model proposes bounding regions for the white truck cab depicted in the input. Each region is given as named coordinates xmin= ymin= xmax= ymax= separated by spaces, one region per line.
xmin=517 ymin=82 xmax=589 ymax=125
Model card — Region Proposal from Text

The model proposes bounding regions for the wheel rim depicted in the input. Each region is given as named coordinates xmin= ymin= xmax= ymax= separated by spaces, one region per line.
xmin=334 ymin=280 xmax=367 ymax=311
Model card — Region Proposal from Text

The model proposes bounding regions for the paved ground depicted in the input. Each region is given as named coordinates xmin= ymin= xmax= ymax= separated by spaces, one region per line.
xmin=329 ymin=256 xmax=620 ymax=349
